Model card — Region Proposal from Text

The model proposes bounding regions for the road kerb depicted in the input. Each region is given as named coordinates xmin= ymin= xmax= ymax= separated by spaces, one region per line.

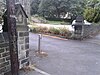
xmin=43 ymin=34 xmax=68 ymax=41
xmin=29 ymin=65 xmax=51 ymax=75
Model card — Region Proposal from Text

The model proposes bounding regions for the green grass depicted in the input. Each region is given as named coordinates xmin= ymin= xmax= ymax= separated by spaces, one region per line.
xmin=47 ymin=20 xmax=70 ymax=25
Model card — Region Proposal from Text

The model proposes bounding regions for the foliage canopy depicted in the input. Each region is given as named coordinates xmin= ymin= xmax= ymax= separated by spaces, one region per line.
xmin=30 ymin=0 xmax=100 ymax=23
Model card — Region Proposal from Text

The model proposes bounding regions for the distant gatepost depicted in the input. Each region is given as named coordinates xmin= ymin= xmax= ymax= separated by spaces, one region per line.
xmin=72 ymin=15 xmax=91 ymax=40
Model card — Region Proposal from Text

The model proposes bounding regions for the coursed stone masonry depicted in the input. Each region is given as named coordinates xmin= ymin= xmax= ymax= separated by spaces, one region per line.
xmin=0 ymin=3 xmax=29 ymax=74
xmin=0 ymin=33 xmax=11 ymax=75
xmin=18 ymin=31 xmax=29 ymax=69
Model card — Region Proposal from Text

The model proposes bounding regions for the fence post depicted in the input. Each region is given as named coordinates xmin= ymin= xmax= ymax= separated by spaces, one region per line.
xmin=38 ymin=34 xmax=42 ymax=53
xmin=6 ymin=0 xmax=19 ymax=75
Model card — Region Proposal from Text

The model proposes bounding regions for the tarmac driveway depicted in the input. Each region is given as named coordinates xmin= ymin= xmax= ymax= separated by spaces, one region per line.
xmin=20 ymin=33 xmax=100 ymax=75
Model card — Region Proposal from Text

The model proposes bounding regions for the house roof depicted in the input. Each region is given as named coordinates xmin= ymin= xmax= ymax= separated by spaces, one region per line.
xmin=3 ymin=3 xmax=28 ymax=18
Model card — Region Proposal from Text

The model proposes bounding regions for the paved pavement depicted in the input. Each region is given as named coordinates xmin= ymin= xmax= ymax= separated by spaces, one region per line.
xmin=20 ymin=33 xmax=100 ymax=75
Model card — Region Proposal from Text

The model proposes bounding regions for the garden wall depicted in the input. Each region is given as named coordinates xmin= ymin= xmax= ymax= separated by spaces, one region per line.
xmin=83 ymin=24 xmax=100 ymax=38
xmin=0 ymin=33 xmax=11 ymax=75
xmin=0 ymin=31 xmax=29 ymax=75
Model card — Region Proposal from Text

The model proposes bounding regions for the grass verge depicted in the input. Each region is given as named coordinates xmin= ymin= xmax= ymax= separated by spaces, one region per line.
xmin=29 ymin=25 xmax=72 ymax=39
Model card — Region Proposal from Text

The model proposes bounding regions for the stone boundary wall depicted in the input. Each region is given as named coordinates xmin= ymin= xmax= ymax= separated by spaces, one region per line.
xmin=83 ymin=24 xmax=100 ymax=38
xmin=0 ymin=31 xmax=29 ymax=74
xmin=0 ymin=33 xmax=11 ymax=75
xmin=90 ymin=24 xmax=100 ymax=35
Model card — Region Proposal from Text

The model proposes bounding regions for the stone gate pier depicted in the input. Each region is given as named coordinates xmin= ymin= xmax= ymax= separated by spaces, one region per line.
xmin=0 ymin=4 xmax=29 ymax=75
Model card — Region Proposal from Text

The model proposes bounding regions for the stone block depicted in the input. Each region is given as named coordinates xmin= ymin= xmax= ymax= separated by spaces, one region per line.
xmin=0 ymin=34 xmax=4 ymax=43
xmin=17 ymin=26 xmax=28 ymax=31
xmin=2 ymin=33 xmax=9 ymax=42
xmin=6 ymin=56 xmax=10 ymax=61
xmin=0 ymin=49 xmax=5 ymax=53
xmin=0 ymin=43 xmax=9 ymax=48
xmin=2 ymin=52 xmax=10 ymax=57
xmin=0 ymin=67 xmax=6 ymax=74
xmin=18 ymin=40 xmax=24 ymax=44
xmin=0 ymin=58 xmax=5 ymax=63
xmin=21 ymin=58 xmax=28 ymax=64
xmin=25 ymin=44 xmax=29 ymax=49
xmin=21 ymin=45 xmax=24 ymax=50
xmin=19 ymin=37 xmax=24 ymax=40
xmin=18 ymin=44 xmax=25 ymax=51
xmin=19 ymin=51 xmax=26 ymax=59
xmin=0 ymin=66 xmax=11 ymax=75
xmin=19 ymin=32 xmax=24 ymax=37
xmin=25 ymin=37 xmax=29 ymax=43
xmin=6 ymin=65 xmax=11 ymax=72
xmin=24 ymin=32 xmax=29 ymax=36
xmin=0 ymin=54 xmax=1 ymax=58
xmin=0 ymin=61 xmax=9 ymax=68
xmin=4 ymin=71 xmax=11 ymax=75
xmin=5 ymin=47 xmax=9 ymax=52
xmin=26 ymin=50 xmax=29 ymax=57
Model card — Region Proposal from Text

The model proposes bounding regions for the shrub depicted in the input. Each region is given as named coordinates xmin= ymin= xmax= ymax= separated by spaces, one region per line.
xmin=59 ymin=27 xmax=72 ymax=38
xmin=49 ymin=27 xmax=60 ymax=35
xmin=31 ymin=15 xmax=47 ymax=23
xmin=29 ymin=25 xmax=72 ymax=39
xmin=59 ymin=28 xmax=69 ymax=36
xmin=84 ymin=7 xmax=100 ymax=23
xmin=36 ymin=26 xmax=48 ymax=33
xmin=30 ymin=27 xmax=37 ymax=33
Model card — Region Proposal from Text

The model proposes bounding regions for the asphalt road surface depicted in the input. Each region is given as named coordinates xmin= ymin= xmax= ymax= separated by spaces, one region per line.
xmin=20 ymin=33 xmax=100 ymax=75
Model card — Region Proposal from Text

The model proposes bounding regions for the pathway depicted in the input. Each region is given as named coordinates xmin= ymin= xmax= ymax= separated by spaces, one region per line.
xmin=20 ymin=33 xmax=100 ymax=75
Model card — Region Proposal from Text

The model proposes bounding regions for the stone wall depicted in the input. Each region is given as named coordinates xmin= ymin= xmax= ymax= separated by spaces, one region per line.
xmin=83 ymin=25 xmax=91 ymax=38
xmin=18 ymin=31 xmax=29 ymax=69
xmin=1 ymin=25 xmax=29 ymax=74
xmin=0 ymin=31 xmax=29 ymax=74
xmin=0 ymin=33 xmax=11 ymax=75
xmin=89 ymin=24 xmax=100 ymax=35
xmin=72 ymin=24 xmax=100 ymax=39
xmin=83 ymin=24 xmax=100 ymax=38
xmin=0 ymin=4 xmax=29 ymax=74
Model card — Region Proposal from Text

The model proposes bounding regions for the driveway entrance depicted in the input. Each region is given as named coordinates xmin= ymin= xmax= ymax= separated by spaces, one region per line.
xmin=20 ymin=33 xmax=100 ymax=75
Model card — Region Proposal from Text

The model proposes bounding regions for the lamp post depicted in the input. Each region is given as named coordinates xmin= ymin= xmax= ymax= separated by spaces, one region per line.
xmin=6 ymin=0 xmax=19 ymax=75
